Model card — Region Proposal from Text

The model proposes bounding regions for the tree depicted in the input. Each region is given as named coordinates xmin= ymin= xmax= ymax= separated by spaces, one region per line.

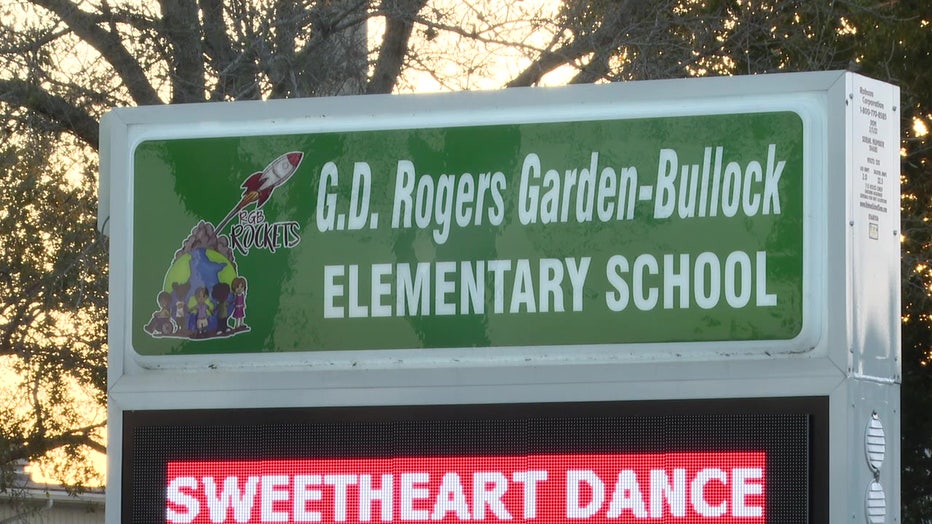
xmin=0 ymin=0 xmax=929 ymax=516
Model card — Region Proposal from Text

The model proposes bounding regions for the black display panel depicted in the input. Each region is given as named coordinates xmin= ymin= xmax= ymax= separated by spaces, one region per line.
xmin=123 ymin=397 xmax=828 ymax=523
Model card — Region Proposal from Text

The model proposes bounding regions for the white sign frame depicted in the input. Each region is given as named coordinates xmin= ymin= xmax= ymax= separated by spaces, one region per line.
xmin=102 ymin=71 xmax=901 ymax=523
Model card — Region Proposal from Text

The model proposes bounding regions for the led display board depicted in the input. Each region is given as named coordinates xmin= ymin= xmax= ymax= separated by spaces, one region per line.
xmin=123 ymin=398 xmax=827 ymax=523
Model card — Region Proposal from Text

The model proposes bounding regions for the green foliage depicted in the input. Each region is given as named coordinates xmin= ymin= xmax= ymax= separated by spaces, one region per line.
xmin=0 ymin=128 xmax=107 ymax=487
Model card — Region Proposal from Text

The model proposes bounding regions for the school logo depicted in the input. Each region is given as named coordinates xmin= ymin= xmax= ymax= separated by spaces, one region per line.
xmin=144 ymin=152 xmax=304 ymax=339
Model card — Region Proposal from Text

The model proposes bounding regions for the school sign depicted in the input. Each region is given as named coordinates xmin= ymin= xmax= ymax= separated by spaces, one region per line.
xmin=103 ymin=71 xmax=900 ymax=523
xmin=129 ymin=111 xmax=805 ymax=356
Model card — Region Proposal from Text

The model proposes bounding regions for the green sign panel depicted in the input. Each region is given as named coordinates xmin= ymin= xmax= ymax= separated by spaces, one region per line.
xmin=132 ymin=112 xmax=804 ymax=356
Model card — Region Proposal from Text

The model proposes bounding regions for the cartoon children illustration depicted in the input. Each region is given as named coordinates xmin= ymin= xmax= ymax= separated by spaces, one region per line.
xmin=171 ymin=282 xmax=191 ymax=335
xmin=231 ymin=277 xmax=248 ymax=331
xmin=190 ymin=287 xmax=214 ymax=337
xmin=212 ymin=282 xmax=232 ymax=334
xmin=145 ymin=291 xmax=175 ymax=335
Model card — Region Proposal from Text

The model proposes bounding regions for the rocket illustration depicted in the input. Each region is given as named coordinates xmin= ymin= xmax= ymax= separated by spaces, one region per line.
xmin=214 ymin=151 xmax=304 ymax=234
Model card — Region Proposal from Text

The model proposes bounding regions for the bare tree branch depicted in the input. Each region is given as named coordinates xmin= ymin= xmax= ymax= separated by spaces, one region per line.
xmin=199 ymin=0 xmax=261 ymax=100
xmin=368 ymin=0 xmax=429 ymax=94
xmin=0 ymin=27 xmax=71 ymax=55
xmin=410 ymin=13 xmax=554 ymax=56
xmin=293 ymin=0 xmax=370 ymax=96
xmin=158 ymin=0 xmax=206 ymax=103
xmin=505 ymin=0 xmax=639 ymax=87
xmin=505 ymin=39 xmax=597 ymax=87
xmin=1 ymin=423 xmax=107 ymax=464
xmin=199 ymin=0 xmax=235 ymax=70
xmin=0 ymin=78 xmax=99 ymax=149
xmin=28 ymin=0 xmax=161 ymax=105
xmin=569 ymin=49 xmax=611 ymax=84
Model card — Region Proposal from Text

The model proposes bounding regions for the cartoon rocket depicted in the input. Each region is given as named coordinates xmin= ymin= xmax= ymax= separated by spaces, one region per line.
xmin=214 ymin=152 xmax=304 ymax=234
